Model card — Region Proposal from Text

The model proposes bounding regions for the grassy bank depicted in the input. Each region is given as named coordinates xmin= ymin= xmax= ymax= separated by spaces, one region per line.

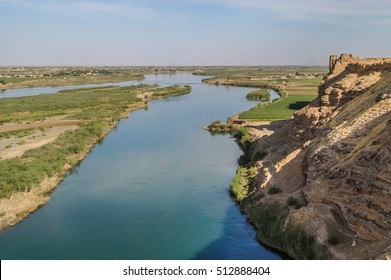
xmin=230 ymin=166 xmax=257 ymax=201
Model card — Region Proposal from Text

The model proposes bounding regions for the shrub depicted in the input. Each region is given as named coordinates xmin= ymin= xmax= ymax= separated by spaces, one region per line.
xmin=230 ymin=166 xmax=257 ymax=201
xmin=246 ymin=89 xmax=270 ymax=101
xmin=287 ymin=196 xmax=298 ymax=206
xmin=268 ymin=186 xmax=281 ymax=194
xmin=327 ymin=236 xmax=340 ymax=246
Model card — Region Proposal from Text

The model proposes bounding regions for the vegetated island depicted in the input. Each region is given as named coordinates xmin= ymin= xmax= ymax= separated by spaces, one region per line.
xmin=0 ymin=84 xmax=191 ymax=230
xmin=211 ymin=54 xmax=391 ymax=259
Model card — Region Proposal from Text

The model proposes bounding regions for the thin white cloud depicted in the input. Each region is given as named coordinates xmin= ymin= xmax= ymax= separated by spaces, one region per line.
xmin=189 ymin=0 xmax=391 ymax=25
xmin=0 ymin=0 xmax=157 ymax=19
xmin=3 ymin=0 xmax=390 ymax=23
xmin=228 ymin=0 xmax=390 ymax=15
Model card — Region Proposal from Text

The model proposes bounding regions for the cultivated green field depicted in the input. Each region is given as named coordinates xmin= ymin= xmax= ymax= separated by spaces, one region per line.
xmin=239 ymin=94 xmax=317 ymax=121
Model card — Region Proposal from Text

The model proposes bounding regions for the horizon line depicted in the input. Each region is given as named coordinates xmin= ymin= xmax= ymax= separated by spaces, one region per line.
xmin=0 ymin=64 xmax=329 ymax=68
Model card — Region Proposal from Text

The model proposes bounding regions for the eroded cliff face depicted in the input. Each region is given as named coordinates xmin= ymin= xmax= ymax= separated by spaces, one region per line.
xmin=241 ymin=54 xmax=391 ymax=259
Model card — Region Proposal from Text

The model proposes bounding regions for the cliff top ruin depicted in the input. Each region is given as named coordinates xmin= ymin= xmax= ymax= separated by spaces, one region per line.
xmin=329 ymin=54 xmax=391 ymax=76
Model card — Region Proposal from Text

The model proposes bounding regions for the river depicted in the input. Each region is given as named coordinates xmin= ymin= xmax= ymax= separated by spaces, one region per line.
xmin=0 ymin=74 xmax=282 ymax=260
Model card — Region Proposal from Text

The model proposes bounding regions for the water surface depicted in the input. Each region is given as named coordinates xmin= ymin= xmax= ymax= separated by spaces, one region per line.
xmin=0 ymin=74 xmax=282 ymax=260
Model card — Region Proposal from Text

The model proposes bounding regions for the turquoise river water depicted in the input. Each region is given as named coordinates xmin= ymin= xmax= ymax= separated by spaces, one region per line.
xmin=0 ymin=74 xmax=282 ymax=259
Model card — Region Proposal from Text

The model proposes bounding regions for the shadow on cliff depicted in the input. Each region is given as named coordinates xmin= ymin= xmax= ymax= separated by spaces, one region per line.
xmin=191 ymin=201 xmax=286 ymax=260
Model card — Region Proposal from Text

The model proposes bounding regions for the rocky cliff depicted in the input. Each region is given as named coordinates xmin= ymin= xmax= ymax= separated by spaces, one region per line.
xmin=240 ymin=54 xmax=391 ymax=259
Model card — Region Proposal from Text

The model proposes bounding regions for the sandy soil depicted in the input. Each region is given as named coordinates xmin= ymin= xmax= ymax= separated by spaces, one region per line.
xmin=0 ymin=119 xmax=82 ymax=133
xmin=0 ymin=119 xmax=82 ymax=160
xmin=245 ymin=120 xmax=289 ymax=138
xmin=0 ymin=119 xmax=85 ymax=230
xmin=0 ymin=176 xmax=62 ymax=230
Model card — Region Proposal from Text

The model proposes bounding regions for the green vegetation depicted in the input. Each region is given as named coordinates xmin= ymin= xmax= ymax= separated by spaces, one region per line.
xmin=232 ymin=127 xmax=257 ymax=165
xmin=0 ymin=67 xmax=146 ymax=89
xmin=268 ymin=186 xmax=282 ymax=194
xmin=233 ymin=127 xmax=255 ymax=146
xmin=207 ymin=120 xmax=239 ymax=133
xmin=228 ymin=126 xmax=259 ymax=201
xmin=230 ymin=166 xmax=257 ymax=201
xmin=272 ymin=98 xmax=280 ymax=103
xmin=239 ymin=94 xmax=317 ymax=121
xmin=198 ymin=67 xmax=321 ymax=122
xmin=0 ymin=84 xmax=191 ymax=198
xmin=194 ymin=66 xmax=327 ymax=80
xmin=149 ymin=85 xmax=191 ymax=98
xmin=0 ymin=84 xmax=190 ymax=124
xmin=0 ymin=123 xmax=107 ymax=198
xmin=246 ymin=89 xmax=270 ymax=101
xmin=287 ymin=196 xmax=298 ymax=206
xmin=0 ymin=128 xmax=35 ymax=139
xmin=198 ymin=68 xmax=323 ymax=126
xmin=200 ymin=70 xmax=323 ymax=97
xmin=0 ymin=84 xmax=148 ymax=124
xmin=0 ymin=66 xmax=221 ymax=89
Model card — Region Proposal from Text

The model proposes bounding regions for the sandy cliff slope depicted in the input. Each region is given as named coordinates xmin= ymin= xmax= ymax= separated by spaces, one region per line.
xmin=240 ymin=54 xmax=391 ymax=259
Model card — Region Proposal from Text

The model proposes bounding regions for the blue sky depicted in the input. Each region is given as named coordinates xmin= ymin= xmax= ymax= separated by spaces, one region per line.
xmin=1 ymin=0 xmax=390 ymax=65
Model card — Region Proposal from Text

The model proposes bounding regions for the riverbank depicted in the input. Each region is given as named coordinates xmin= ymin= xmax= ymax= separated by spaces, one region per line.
xmin=0 ymin=109 xmax=137 ymax=230
xmin=0 ymin=84 xmax=191 ymax=231
xmin=0 ymin=124 xmax=110 ymax=229
xmin=199 ymin=71 xmax=328 ymax=258
xmin=229 ymin=55 xmax=391 ymax=259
